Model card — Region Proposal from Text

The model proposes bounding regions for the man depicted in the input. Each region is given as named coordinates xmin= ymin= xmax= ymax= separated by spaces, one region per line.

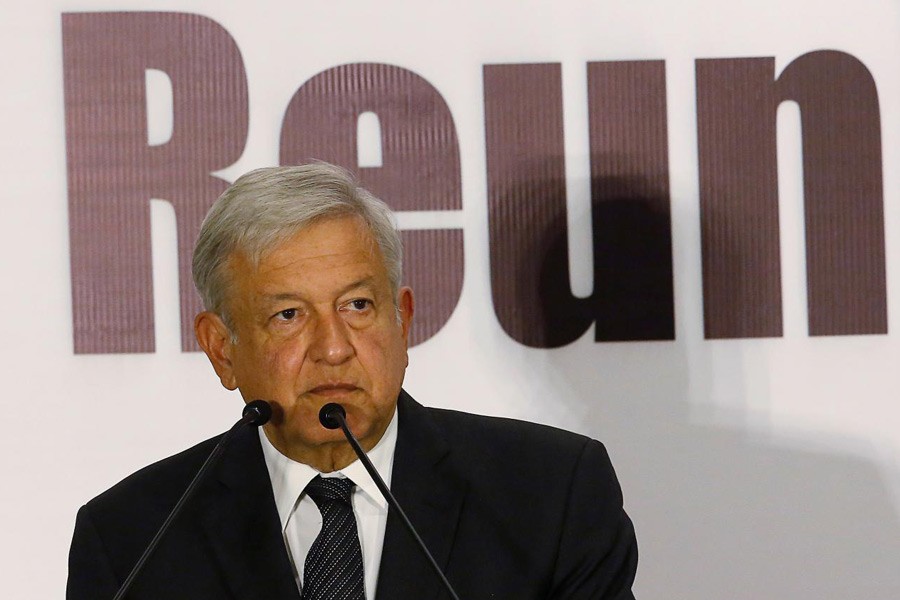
xmin=67 ymin=163 xmax=638 ymax=599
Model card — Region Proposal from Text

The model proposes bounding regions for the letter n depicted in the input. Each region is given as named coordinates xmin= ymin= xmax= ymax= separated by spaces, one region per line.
xmin=696 ymin=51 xmax=886 ymax=338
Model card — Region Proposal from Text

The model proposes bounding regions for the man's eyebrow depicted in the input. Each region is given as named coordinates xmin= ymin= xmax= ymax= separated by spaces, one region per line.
xmin=261 ymin=292 xmax=304 ymax=304
xmin=260 ymin=278 xmax=377 ymax=305
xmin=337 ymin=277 xmax=376 ymax=296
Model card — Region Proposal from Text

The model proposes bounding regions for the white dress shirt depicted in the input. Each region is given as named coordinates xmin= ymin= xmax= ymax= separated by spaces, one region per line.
xmin=259 ymin=408 xmax=398 ymax=599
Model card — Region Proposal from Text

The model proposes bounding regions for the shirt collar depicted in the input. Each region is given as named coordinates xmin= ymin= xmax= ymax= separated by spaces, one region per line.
xmin=259 ymin=406 xmax=399 ymax=531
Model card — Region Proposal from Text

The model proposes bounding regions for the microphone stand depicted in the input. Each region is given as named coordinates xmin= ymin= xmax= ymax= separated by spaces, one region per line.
xmin=320 ymin=403 xmax=462 ymax=600
xmin=112 ymin=400 xmax=272 ymax=600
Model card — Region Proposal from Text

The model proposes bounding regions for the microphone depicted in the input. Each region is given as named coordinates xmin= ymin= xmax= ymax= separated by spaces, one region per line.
xmin=111 ymin=400 xmax=272 ymax=600
xmin=319 ymin=403 xmax=462 ymax=600
xmin=242 ymin=399 xmax=273 ymax=426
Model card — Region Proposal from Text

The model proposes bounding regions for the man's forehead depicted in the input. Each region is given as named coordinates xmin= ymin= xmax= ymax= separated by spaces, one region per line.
xmin=227 ymin=216 xmax=372 ymax=264
xmin=225 ymin=231 xmax=386 ymax=300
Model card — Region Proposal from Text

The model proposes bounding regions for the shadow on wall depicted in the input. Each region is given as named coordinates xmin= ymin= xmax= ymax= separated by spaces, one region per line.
xmin=515 ymin=175 xmax=900 ymax=599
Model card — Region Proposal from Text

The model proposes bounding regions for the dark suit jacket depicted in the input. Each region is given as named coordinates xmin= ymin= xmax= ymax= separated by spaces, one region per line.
xmin=67 ymin=391 xmax=637 ymax=599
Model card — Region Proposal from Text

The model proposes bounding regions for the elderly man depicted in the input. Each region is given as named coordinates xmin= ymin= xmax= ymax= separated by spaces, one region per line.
xmin=67 ymin=164 xmax=637 ymax=599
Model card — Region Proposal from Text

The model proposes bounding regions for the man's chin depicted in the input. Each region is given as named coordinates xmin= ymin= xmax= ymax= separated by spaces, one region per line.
xmin=265 ymin=423 xmax=347 ymax=454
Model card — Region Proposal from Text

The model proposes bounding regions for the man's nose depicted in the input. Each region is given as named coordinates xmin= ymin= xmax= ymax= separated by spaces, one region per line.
xmin=309 ymin=312 xmax=354 ymax=364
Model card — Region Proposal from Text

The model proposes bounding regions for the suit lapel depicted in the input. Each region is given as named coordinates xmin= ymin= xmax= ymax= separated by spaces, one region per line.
xmin=193 ymin=394 xmax=463 ymax=600
xmin=200 ymin=426 xmax=301 ymax=600
xmin=376 ymin=391 xmax=467 ymax=600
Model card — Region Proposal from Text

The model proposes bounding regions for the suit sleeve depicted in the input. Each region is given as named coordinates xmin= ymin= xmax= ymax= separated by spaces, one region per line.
xmin=549 ymin=439 xmax=638 ymax=599
xmin=66 ymin=505 xmax=120 ymax=600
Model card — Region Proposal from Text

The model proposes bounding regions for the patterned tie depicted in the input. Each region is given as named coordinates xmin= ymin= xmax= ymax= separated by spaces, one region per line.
xmin=301 ymin=475 xmax=366 ymax=600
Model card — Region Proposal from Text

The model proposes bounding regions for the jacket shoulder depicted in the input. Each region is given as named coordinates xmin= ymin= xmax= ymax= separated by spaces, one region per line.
xmin=418 ymin=405 xmax=602 ymax=485
xmin=84 ymin=433 xmax=224 ymax=517
xmin=426 ymin=405 xmax=592 ymax=450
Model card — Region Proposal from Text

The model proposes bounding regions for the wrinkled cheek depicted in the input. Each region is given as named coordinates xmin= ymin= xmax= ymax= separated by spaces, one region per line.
xmin=375 ymin=340 xmax=409 ymax=387
xmin=267 ymin=345 xmax=308 ymax=395
xmin=255 ymin=354 xmax=297 ymax=428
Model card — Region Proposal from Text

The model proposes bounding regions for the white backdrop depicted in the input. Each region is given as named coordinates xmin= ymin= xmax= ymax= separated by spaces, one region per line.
xmin=2 ymin=1 xmax=900 ymax=598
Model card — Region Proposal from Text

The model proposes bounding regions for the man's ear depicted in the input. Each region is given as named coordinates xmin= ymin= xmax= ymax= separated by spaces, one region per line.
xmin=195 ymin=311 xmax=238 ymax=390
xmin=397 ymin=286 xmax=415 ymax=344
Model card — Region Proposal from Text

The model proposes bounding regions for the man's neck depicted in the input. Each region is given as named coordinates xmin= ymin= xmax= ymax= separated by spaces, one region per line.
xmin=261 ymin=424 xmax=388 ymax=472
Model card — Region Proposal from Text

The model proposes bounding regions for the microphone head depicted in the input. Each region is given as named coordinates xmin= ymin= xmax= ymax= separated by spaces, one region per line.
xmin=243 ymin=400 xmax=272 ymax=426
xmin=319 ymin=403 xmax=346 ymax=430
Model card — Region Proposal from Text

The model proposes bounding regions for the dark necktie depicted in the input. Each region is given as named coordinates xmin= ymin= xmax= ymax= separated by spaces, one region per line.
xmin=301 ymin=475 xmax=366 ymax=600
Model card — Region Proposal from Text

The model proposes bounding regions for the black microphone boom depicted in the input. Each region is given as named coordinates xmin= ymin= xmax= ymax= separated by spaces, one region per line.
xmin=111 ymin=400 xmax=272 ymax=600
xmin=318 ymin=402 xmax=462 ymax=600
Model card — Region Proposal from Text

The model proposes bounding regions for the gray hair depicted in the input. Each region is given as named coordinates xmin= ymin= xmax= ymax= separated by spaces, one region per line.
xmin=192 ymin=163 xmax=403 ymax=326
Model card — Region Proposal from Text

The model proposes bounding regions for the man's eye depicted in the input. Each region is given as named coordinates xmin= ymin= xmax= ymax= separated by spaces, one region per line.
xmin=347 ymin=299 xmax=371 ymax=311
xmin=276 ymin=308 xmax=297 ymax=320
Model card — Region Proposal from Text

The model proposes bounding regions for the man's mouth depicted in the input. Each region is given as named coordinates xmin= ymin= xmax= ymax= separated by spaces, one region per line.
xmin=307 ymin=383 xmax=359 ymax=396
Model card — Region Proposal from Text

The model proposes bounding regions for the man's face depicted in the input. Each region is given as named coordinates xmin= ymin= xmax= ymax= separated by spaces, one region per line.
xmin=198 ymin=215 xmax=413 ymax=459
